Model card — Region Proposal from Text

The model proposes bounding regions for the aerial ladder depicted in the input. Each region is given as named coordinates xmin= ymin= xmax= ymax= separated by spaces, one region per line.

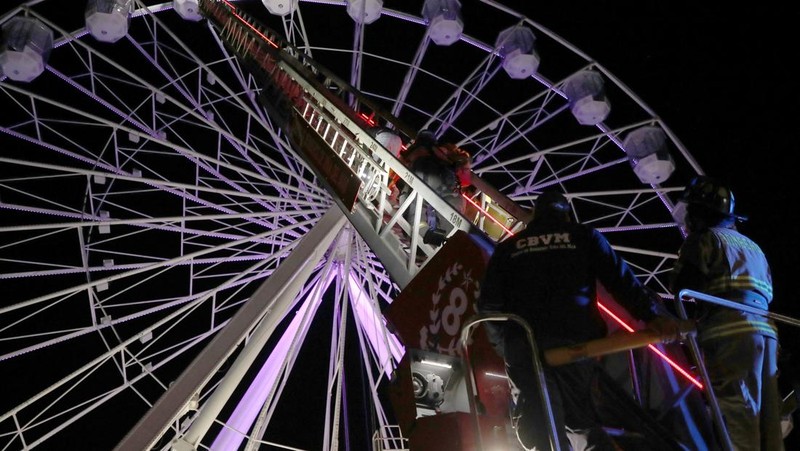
xmin=117 ymin=2 xmax=721 ymax=450
xmin=195 ymin=4 xmax=528 ymax=448
xmin=199 ymin=0 xmax=529 ymax=288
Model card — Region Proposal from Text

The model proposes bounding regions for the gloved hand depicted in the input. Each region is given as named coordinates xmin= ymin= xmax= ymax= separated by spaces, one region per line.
xmin=645 ymin=316 xmax=690 ymax=343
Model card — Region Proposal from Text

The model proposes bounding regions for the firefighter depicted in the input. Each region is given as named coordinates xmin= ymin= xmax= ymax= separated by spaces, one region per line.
xmin=478 ymin=189 xmax=681 ymax=450
xmin=670 ymin=176 xmax=784 ymax=450
xmin=396 ymin=130 xmax=471 ymax=246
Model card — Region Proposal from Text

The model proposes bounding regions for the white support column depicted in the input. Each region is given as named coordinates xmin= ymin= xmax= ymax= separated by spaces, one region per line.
xmin=114 ymin=207 xmax=347 ymax=451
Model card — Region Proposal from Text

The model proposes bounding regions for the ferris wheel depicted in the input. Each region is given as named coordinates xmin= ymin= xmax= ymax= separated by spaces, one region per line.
xmin=0 ymin=1 xmax=705 ymax=449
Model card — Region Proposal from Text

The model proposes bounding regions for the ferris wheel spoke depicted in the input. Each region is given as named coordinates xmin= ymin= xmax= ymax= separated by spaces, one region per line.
xmin=0 ymin=1 xmax=709 ymax=449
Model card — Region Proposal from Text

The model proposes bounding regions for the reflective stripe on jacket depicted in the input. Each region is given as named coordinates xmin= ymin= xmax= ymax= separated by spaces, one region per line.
xmin=698 ymin=313 xmax=777 ymax=341
xmin=671 ymin=226 xmax=776 ymax=341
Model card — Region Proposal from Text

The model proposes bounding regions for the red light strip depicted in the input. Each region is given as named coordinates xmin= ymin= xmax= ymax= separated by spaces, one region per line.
xmin=213 ymin=1 xmax=701 ymax=391
xmin=597 ymin=301 xmax=703 ymax=390
xmin=462 ymin=194 xmax=515 ymax=236
xmin=222 ymin=0 xmax=280 ymax=49
xmin=358 ymin=112 xmax=376 ymax=127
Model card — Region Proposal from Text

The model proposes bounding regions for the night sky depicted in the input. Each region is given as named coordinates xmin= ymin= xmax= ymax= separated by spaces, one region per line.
xmin=2 ymin=0 xmax=799 ymax=448
xmin=513 ymin=1 xmax=800 ymax=446
xmin=519 ymin=2 xmax=799 ymax=322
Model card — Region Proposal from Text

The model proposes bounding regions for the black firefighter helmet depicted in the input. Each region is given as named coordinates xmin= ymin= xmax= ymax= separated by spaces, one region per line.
xmin=533 ymin=190 xmax=572 ymax=223
xmin=676 ymin=176 xmax=747 ymax=231
xmin=678 ymin=176 xmax=747 ymax=221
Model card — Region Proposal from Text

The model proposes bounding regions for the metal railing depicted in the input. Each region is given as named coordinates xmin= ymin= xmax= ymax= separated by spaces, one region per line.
xmin=460 ymin=297 xmax=795 ymax=451
xmin=371 ymin=425 xmax=410 ymax=451
xmin=459 ymin=313 xmax=562 ymax=451
xmin=675 ymin=288 xmax=800 ymax=451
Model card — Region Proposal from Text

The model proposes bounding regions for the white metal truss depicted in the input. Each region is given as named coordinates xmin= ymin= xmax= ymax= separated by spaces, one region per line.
xmin=0 ymin=1 xmax=710 ymax=449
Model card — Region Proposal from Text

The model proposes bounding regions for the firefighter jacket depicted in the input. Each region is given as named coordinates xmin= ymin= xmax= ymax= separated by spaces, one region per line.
xmin=478 ymin=217 xmax=664 ymax=354
xmin=670 ymin=226 xmax=777 ymax=341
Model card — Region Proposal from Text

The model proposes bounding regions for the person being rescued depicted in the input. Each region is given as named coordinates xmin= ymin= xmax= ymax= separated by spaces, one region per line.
xmin=394 ymin=129 xmax=472 ymax=246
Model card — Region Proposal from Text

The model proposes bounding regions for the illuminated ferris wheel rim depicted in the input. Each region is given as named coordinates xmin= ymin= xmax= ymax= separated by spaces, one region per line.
xmin=1 ymin=0 xmax=704 ymax=186
xmin=0 ymin=1 xmax=709 ymax=449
